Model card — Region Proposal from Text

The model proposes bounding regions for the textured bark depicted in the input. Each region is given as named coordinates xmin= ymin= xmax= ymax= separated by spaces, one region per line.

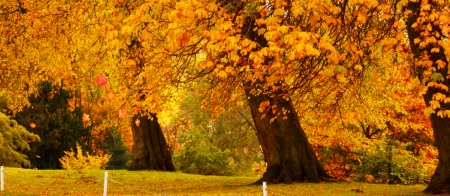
xmin=231 ymin=0 xmax=331 ymax=183
xmin=405 ymin=1 xmax=450 ymax=193
xmin=130 ymin=113 xmax=175 ymax=171
xmin=244 ymin=82 xmax=331 ymax=184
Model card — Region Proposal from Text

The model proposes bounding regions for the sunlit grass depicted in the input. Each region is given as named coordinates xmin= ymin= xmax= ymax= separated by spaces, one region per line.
xmin=0 ymin=167 xmax=426 ymax=195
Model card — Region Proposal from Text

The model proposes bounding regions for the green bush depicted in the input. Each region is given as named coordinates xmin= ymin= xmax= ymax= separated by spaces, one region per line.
xmin=173 ymin=129 xmax=235 ymax=176
xmin=353 ymin=138 xmax=430 ymax=185
xmin=0 ymin=112 xmax=40 ymax=167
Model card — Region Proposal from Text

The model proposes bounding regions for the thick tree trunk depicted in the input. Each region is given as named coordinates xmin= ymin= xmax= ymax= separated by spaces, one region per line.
xmin=405 ymin=1 xmax=450 ymax=193
xmin=244 ymin=81 xmax=331 ymax=184
xmin=130 ymin=113 xmax=175 ymax=171
xmin=423 ymin=109 xmax=450 ymax=193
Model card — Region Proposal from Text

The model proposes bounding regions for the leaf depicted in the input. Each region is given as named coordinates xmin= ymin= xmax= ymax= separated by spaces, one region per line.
xmin=218 ymin=70 xmax=228 ymax=79
xmin=176 ymin=32 xmax=190 ymax=48
xmin=82 ymin=113 xmax=90 ymax=122
xmin=430 ymin=48 xmax=440 ymax=53
xmin=96 ymin=74 xmax=107 ymax=88
xmin=107 ymin=91 xmax=116 ymax=101
xmin=29 ymin=122 xmax=36 ymax=128
xmin=430 ymin=72 xmax=444 ymax=82
xmin=119 ymin=109 xmax=127 ymax=118
xmin=135 ymin=118 xmax=140 ymax=127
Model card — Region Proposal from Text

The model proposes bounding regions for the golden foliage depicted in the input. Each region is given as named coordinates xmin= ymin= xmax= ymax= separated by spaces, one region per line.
xmin=59 ymin=143 xmax=111 ymax=170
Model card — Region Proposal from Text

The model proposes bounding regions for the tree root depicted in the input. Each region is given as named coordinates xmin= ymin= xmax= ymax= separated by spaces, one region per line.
xmin=252 ymin=163 xmax=334 ymax=185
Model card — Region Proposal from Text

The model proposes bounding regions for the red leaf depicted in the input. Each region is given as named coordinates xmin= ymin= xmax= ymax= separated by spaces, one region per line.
xmin=96 ymin=74 xmax=107 ymax=88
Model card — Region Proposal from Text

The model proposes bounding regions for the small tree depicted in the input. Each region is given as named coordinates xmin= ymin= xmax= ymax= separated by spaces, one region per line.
xmin=0 ymin=90 xmax=40 ymax=167
xmin=102 ymin=127 xmax=130 ymax=169
xmin=0 ymin=112 xmax=40 ymax=167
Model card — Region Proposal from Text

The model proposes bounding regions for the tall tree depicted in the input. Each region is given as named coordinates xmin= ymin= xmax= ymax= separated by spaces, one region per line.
xmin=171 ymin=0 xmax=403 ymax=183
xmin=405 ymin=0 xmax=450 ymax=193
xmin=99 ymin=1 xmax=182 ymax=171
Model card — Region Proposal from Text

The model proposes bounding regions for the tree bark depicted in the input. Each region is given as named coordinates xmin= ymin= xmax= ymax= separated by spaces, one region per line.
xmin=405 ymin=1 xmax=450 ymax=193
xmin=130 ymin=113 xmax=175 ymax=171
xmin=244 ymin=81 xmax=331 ymax=184
xmin=230 ymin=0 xmax=331 ymax=183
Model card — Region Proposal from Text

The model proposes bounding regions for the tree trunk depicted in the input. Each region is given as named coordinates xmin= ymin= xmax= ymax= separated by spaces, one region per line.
xmin=244 ymin=81 xmax=331 ymax=184
xmin=130 ymin=113 xmax=175 ymax=171
xmin=423 ymin=111 xmax=450 ymax=193
xmin=405 ymin=1 xmax=450 ymax=193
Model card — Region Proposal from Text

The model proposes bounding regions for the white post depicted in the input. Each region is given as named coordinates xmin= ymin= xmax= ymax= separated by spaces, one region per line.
xmin=1 ymin=166 xmax=4 ymax=191
xmin=262 ymin=181 xmax=267 ymax=196
xmin=103 ymin=171 xmax=108 ymax=196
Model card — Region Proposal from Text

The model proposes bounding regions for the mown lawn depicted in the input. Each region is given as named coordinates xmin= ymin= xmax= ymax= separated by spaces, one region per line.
xmin=0 ymin=167 xmax=427 ymax=195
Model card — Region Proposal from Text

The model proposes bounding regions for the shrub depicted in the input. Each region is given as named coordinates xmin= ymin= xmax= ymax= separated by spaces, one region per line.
xmin=352 ymin=139 xmax=433 ymax=185
xmin=173 ymin=130 xmax=235 ymax=176
xmin=59 ymin=143 xmax=111 ymax=170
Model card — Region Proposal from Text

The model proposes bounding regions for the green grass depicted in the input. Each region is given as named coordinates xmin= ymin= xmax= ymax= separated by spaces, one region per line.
xmin=0 ymin=167 xmax=427 ymax=195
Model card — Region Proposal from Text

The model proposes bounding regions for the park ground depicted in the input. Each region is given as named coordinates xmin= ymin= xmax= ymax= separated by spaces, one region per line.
xmin=0 ymin=167 xmax=427 ymax=195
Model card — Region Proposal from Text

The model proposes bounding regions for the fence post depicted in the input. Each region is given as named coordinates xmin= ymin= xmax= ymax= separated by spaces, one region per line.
xmin=262 ymin=181 xmax=267 ymax=196
xmin=103 ymin=171 xmax=108 ymax=196
xmin=1 ymin=166 xmax=4 ymax=191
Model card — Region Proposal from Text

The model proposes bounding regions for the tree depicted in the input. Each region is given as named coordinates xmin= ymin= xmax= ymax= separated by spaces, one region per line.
xmin=405 ymin=0 xmax=450 ymax=193
xmin=130 ymin=114 xmax=175 ymax=171
xmin=0 ymin=90 xmax=40 ymax=167
xmin=103 ymin=127 xmax=130 ymax=170
xmin=157 ymin=0 xmax=404 ymax=183
xmin=14 ymin=82 xmax=92 ymax=169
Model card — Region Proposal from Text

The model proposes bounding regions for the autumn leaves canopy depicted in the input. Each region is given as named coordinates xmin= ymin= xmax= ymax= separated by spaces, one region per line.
xmin=1 ymin=0 xmax=450 ymax=192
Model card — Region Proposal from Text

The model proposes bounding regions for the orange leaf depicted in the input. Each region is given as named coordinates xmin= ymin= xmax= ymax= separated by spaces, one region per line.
xmin=29 ymin=122 xmax=36 ymax=128
xmin=135 ymin=118 xmax=140 ymax=127
xmin=177 ymin=32 xmax=190 ymax=48
xmin=119 ymin=109 xmax=127 ymax=118
xmin=107 ymin=91 xmax=116 ymax=101
xmin=82 ymin=113 xmax=90 ymax=122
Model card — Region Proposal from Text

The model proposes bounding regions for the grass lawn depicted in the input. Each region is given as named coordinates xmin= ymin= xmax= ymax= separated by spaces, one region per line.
xmin=0 ymin=167 xmax=427 ymax=195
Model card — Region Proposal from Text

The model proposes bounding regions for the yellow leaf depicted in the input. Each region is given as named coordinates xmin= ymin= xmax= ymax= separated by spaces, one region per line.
xmin=336 ymin=73 xmax=345 ymax=82
xmin=257 ymin=28 xmax=266 ymax=35
xmin=431 ymin=48 xmax=440 ymax=53
xmin=414 ymin=38 xmax=421 ymax=44
xmin=354 ymin=64 xmax=363 ymax=71
xmin=356 ymin=13 xmax=366 ymax=24
xmin=218 ymin=70 xmax=227 ymax=78
xmin=421 ymin=4 xmax=431 ymax=11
